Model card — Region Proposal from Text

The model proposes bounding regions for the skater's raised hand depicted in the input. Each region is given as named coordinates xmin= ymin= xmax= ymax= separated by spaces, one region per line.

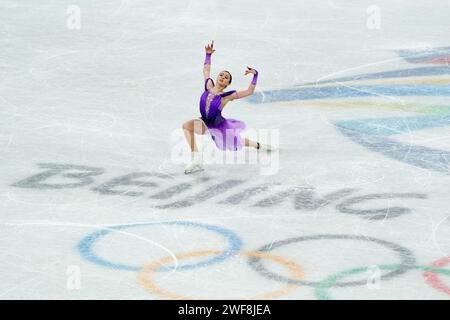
xmin=205 ymin=41 xmax=216 ymax=54
xmin=203 ymin=41 xmax=214 ymax=79
xmin=223 ymin=66 xmax=259 ymax=102
xmin=245 ymin=66 xmax=258 ymax=75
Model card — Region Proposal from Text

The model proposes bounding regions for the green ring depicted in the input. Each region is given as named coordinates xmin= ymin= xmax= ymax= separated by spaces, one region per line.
xmin=315 ymin=264 xmax=450 ymax=300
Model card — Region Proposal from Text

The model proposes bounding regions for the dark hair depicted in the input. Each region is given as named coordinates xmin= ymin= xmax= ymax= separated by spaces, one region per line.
xmin=224 ymin=70 xmax=232 ymax=84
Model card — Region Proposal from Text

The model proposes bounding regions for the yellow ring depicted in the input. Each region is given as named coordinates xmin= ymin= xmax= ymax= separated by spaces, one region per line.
xmin=137 ymin=250 xmax=304 ymax=300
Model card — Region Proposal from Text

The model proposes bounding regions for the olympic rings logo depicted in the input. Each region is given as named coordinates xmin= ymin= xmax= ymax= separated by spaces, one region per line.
xmin=77 ymin=220 xmax=450 ymax=299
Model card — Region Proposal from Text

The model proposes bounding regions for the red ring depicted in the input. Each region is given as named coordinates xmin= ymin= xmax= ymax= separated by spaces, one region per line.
xmin=423 ymin=256 xmax=450 ymax=296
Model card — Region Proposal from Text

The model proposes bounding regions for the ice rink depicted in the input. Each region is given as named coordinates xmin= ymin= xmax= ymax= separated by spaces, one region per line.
xmin=1 ymin=0 xmax=450 ymax=299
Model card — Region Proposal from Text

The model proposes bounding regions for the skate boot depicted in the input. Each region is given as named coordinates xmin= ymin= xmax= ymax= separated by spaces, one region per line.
xmin=256 ymin=142 xmax=277 ymax=152
xmin=184 ymin=152 xmax=204 ymax=174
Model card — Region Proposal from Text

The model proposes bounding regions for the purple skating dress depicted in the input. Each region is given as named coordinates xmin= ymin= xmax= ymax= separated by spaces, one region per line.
xmin=199 ymin=78 xmax=246 ymax=151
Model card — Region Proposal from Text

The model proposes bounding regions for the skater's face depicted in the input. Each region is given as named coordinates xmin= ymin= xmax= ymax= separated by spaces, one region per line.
xmin=217 ymin=71 xmax=232 ymax=87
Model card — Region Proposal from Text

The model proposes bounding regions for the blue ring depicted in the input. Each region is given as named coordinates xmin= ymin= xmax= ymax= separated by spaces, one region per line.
xmin=77 ymin=221 xmax=243 ymax=272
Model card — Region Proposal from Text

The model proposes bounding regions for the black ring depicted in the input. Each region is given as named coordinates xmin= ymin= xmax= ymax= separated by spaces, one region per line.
xmin=248 ymin=234 xmax=416 ymax=287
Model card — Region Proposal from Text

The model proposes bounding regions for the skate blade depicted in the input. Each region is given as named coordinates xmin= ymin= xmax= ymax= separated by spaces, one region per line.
xmin=258 ymin=145 xmax=278 ymax=152
xmin=184 ymin=166 xmax=204 ymax=174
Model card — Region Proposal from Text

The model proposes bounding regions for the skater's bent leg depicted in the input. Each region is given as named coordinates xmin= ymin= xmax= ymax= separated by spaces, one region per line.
xmin=182 ymin=119 xmax=208 ymax=152
xmin=182 ymin=120 xmax=197 ymax=152
xmin=193 ymin=119 xmax=208 ymax=135
xmin=182 ymin=120 xmax=207 ymax=173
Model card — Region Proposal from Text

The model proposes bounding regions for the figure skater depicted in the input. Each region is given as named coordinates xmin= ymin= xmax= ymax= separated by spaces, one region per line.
xmin=182 ymin=41 xmax=274 ymax=174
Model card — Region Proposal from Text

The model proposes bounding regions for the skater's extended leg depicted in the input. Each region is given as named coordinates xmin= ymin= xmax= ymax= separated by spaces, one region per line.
xmin=244 ymin=136 xmax=277 ymax=151
xmin=244 ymin=137 xmax=259 ymax=149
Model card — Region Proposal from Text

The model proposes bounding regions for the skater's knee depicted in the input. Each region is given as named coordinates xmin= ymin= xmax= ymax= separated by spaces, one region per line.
xmin=182 ymin=120 xmax=193 ymax=131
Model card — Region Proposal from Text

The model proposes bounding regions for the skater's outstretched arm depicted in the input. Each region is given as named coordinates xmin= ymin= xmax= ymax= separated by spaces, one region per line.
xmin=203 ymin=41 xmax=215 ymax=80
xmin=226 ymin=67 xmax=258 ymax=101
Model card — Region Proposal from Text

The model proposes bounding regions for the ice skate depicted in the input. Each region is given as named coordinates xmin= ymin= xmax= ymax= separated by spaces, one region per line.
xmin=257 ymin=142 xmax=278 ymax=152
xmin=184 ymin=152 xmax=204 ymax=174
xmin=184 ymin=161 xmax=204 ymax=174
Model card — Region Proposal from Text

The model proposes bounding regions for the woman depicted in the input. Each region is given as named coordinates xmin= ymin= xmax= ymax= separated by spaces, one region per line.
xmin=182 ymin=41 xmax=273 ymax=174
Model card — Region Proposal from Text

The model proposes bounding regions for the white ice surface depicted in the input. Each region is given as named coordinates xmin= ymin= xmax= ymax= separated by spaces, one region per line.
xmin=1 ymin=0 xmax=450 ymax=299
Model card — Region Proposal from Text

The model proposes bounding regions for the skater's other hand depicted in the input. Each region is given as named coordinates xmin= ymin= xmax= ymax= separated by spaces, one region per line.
xmin=245 ymin=66 xmax=258 ymax=75
xmin=205 ymin=41 xmax=215 ymax=54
